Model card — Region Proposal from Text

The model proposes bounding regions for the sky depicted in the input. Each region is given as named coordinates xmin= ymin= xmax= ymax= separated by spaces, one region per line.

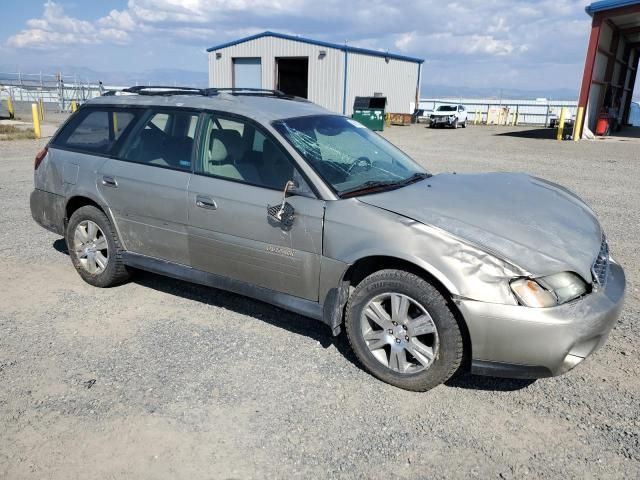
xmin=0 ymin=0 xmax=615 ymax=97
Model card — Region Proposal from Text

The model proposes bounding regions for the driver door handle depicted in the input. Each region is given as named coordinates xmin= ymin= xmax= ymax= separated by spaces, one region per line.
xmin=195 ymin=195 xmax=218 ymax=210
xmin=101 ymin=176 xmax=118 ymax=188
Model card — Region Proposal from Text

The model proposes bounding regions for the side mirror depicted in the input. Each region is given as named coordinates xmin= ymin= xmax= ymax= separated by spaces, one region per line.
xmin=283 ymin=179 xmax=299 ymax=197
xmin=267 ymin=180 xmax=297 ymax=229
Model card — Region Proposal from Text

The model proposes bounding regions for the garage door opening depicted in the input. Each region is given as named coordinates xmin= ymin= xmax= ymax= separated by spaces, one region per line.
xmin=276 ymin=57 xmax=309 ymax=98
xmin=233 ymin=58 xmax=262 ymax=89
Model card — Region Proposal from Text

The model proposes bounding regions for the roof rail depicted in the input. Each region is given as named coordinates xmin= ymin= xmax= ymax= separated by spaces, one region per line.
xmin=111 ymin=85 xmax=309 ymax=102
xmin=121 ymin=85 xmax=206 ymax=96
xmin=205 ymin=87 xmax=288 ymax=97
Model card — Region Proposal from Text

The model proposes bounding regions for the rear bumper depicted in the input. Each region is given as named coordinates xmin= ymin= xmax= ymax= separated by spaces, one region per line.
xmin=458 ymin=261 xmax=626 ymax=378
xmin=30 ymin=189 xmax=65 ymax=236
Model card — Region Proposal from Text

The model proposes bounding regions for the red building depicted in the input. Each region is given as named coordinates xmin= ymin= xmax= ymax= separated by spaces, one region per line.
xmin=578 ymin=0 xmax=640 ymax=137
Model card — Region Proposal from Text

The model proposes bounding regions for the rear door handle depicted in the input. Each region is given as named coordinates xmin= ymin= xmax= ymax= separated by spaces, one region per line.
xmin=195 ymin=195 xmax=218 ymax=210
xmin=101 ymin=176 xmax=118 ymax=188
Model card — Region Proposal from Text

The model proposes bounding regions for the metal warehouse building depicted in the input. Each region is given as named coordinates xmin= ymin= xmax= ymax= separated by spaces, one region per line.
xmin=207 ymin=31 xmax=424 ymax=116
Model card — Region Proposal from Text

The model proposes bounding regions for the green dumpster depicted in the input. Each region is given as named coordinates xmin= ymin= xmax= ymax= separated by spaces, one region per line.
xmin=352 ymin=96 xmax=386 ymax=131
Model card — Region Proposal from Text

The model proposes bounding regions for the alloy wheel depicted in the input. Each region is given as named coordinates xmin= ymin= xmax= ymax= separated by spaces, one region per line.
xmin=73 ymin=220 xmax=109 ymax=274
xmin=360 ymin=292 xmax=439 ymax=374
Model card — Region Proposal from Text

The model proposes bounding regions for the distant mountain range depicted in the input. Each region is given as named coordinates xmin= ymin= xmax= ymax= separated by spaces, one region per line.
xmin=420 ymin=84 xmax=580 ymax=101
xmin=0 ymin=64 xmax=209 ymax=88
xmin=3 ymin=64 xmax=637 ymax=102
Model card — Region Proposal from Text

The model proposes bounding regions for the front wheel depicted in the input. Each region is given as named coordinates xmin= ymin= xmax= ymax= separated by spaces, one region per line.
xmin=452 ymin=119 xmax=458 ymax=129
xmin=345 ymin=270 xmax=463 ymax=391
xmin=66 ymin=205 xmax=132 ymax=287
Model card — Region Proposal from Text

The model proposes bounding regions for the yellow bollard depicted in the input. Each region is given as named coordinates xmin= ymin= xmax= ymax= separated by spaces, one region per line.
xmin=113 ymin=112 xmax=118 ymax=134
xmin=573 ymin=107 xmax=584 ymax=142
xmin=31 ymin=103 xmax=41 ymax=138
xmin=474 ymin=111 xmax=480 ymax=125
xmin=556 ymin=107 xmax=567 ymax=141
xmin=39 ymin=98 xmax=45 ymax=121
xmin=71 ymin=100 xmax=78 ymax=113
xmin=7 ymin=95 xmax=15 ymax=119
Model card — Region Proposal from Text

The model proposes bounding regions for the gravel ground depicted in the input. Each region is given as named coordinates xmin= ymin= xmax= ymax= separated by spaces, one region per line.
xmin=1 ymin=124 xmax=639 ymax=479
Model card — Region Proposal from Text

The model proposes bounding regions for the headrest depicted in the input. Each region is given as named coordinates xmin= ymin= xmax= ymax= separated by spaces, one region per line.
xmin=209 ymin=129 xmax=244 ymax=164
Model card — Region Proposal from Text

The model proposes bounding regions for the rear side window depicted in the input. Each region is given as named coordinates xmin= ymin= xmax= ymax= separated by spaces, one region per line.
xmin=55 ymin=109 xmax=135 ymax=154
xmin=119 ymin=109 xmax=199 ymax=171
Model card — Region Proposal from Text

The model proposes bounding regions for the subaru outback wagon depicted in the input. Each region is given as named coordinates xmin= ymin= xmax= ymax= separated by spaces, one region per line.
xmin=30 ymin=86 xmax=626 ymax=391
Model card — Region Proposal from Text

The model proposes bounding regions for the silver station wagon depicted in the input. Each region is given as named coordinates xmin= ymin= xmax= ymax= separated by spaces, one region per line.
xmin=30 ymin=87 xmax=626 ymax=391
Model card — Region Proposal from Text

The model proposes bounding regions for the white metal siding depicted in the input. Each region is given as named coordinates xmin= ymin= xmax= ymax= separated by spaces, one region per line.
xmin=209 ymin=36 xmax=344 ymax=114
xmin=208 ymin=36 xmax=421 ymax=116
xmin=346 ymin=54 xmax=419 ymax=115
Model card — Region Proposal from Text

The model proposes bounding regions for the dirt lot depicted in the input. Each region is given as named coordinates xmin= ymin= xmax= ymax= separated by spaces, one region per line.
xmin=1 ymin=123 xmax=638 ymax=479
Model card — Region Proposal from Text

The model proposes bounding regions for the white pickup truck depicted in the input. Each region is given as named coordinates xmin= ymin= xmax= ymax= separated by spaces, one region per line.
xmin=429 ymin=104 xmax=468 ymax=128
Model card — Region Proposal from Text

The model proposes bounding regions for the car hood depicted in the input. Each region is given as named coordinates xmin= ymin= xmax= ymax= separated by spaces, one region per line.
xmin=357 ymin=172 xmax=602 ymax=281
xmin=432 ymin=111 xmax=457 ymax=116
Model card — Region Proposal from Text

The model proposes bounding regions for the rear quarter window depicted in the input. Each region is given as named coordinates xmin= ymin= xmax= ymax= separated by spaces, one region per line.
xmin=54 ymin=108 xmax=136 ymax=154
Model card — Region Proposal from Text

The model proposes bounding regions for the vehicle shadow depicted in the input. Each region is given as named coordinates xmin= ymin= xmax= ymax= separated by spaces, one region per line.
xmin=494 ymin=128 xmax=557 ymax=140
xmin=445 ymin=371 xmax=535 ymax=391
xmin=53 ymin=238 xmax=69 ymax=254
xmin=52 ymin=238 xmax=348 ymax=351
xmin=52 ymin=237 xmax=538 ymax=393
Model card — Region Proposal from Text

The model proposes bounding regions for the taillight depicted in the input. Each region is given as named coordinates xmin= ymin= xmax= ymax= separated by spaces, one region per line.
xmin=34 ymin=147 xmax=48 ymax=170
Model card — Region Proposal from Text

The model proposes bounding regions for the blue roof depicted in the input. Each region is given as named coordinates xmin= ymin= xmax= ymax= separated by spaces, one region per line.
xmin=586 ymin=0 xmax=640 ymax=15
xmin=207 ymin=31 xmax=424 ymax=64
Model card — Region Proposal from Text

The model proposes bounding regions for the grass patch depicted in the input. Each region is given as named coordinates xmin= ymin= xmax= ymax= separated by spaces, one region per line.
xmin=0 ymin=124 xmax=37 ymax=140
xmin=0 ymin=125 xmax=22 ymax=134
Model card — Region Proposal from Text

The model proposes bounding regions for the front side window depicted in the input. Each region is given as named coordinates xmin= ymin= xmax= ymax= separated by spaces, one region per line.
xmin=55 ymin=109 xmax=136 ymax=154
xmin=273 ymin=115 xmax=427 ymax=197
xmin=197 ymin=114 xmax=311 ymax=193
xmin=120 ymin=109 xmax=198 ymax=171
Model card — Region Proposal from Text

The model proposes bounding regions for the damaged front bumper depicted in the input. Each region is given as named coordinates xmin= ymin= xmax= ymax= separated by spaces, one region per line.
xmin=456 ymin=261 xmax=625 ymax=379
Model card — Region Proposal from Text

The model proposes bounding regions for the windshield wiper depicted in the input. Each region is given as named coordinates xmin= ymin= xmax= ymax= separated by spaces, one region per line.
xmin=339 ymin=172 xmax=430 ymax=198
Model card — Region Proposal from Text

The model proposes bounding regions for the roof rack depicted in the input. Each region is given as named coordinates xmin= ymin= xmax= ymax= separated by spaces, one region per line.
xmin=205 ymin=88 xmax=289 ymax=97
xmin=110 ymin=85 xmax=309 ymax=102
xmin=121 ymin=85 xmax=206 ymax=96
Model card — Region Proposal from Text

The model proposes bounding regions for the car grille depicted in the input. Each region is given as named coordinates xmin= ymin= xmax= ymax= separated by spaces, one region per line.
xmin=591 ymin=236 xmax=610 ymax=289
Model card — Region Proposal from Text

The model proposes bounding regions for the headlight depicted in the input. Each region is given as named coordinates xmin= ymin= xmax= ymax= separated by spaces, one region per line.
xmin=510 ymin=272 xmax=588 ymax=308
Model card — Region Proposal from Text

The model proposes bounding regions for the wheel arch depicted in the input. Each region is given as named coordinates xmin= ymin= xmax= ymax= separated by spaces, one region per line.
xmin=338 ymin=255 xmax=472 ymax=370
xmin=64 ymin=194 xmax=126 ymax=249
xmin=65 ymin=195 xmax=104 ymax=221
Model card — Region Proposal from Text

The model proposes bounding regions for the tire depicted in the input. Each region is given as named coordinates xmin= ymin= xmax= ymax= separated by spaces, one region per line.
xmin=66 ymin=205 xmax=131 ymax=287
xmin=452 ymin=119 xmax=458 ymax=129
xmin=345 ymin=269 xmax=463 ymax=391
xmin=461 ymin=121 xmax=467 ymax=128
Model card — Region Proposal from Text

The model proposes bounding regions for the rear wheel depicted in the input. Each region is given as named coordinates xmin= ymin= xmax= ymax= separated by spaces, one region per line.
xmin=345 ymin=269 xmax=463 ymax=391
xmin=66 ymin=206 xmax=131 ymax=287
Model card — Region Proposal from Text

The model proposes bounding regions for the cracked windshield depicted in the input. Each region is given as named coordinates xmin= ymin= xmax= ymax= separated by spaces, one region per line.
xmin=273 ymin=115 xmax=427 ymax=196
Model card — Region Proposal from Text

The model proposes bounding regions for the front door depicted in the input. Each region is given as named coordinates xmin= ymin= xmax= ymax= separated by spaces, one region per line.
xmin=99 ymin=108 xmax=199 ymax=265
xmin=187 ymin=113 xmax=324 ymax=301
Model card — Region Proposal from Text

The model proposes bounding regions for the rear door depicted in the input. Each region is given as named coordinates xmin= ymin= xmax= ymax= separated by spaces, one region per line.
xmin=98 ymin=108 xmax=200 ymax=265
xmin=187 ymin=113 xmax=325 ymax=301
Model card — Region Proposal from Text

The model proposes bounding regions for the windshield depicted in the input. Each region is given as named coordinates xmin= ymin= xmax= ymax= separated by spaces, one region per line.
xmin=273 ymin=115 xmax=427 ymax=197
xmin=436 ymin=105 xmax=457 ymax=112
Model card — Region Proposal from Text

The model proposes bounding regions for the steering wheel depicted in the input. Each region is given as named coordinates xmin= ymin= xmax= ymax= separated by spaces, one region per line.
xmin=347 ymin=156 xmax=372 ymax=174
